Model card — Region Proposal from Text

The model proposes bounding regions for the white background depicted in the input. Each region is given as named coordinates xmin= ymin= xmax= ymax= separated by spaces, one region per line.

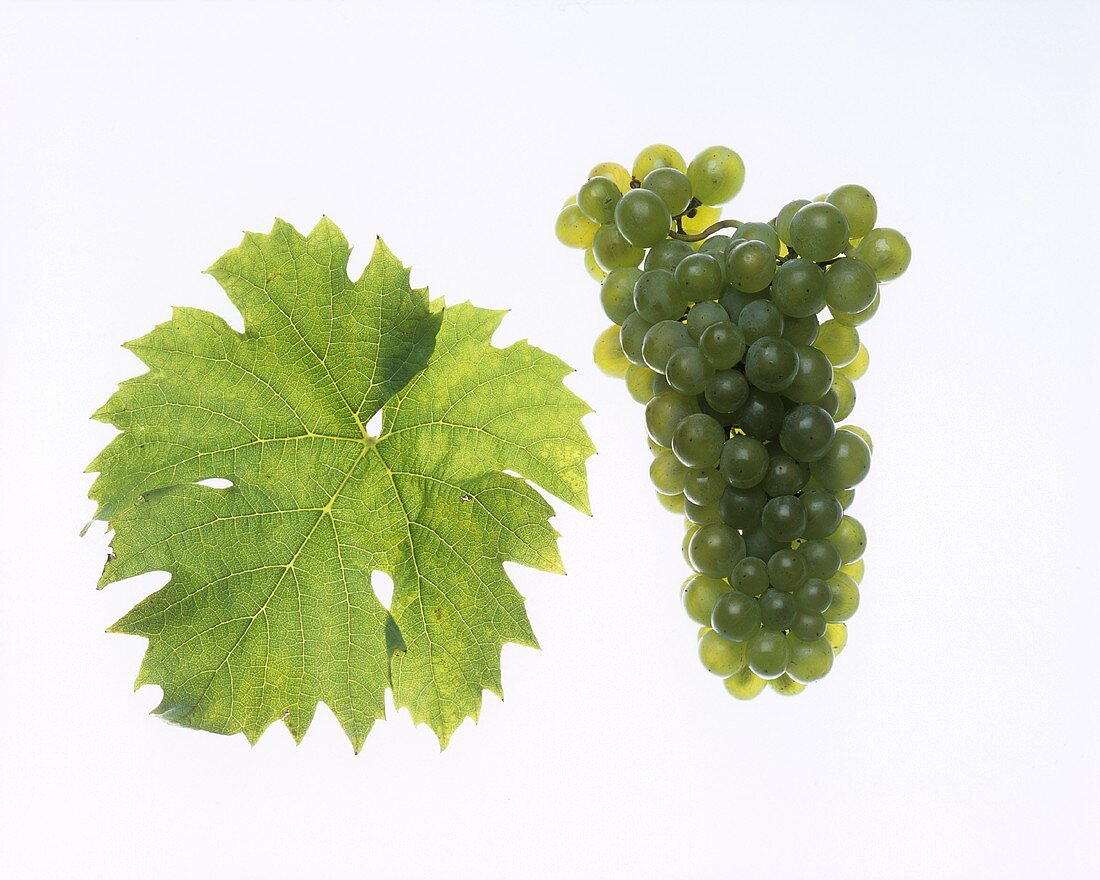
xmin=2 ymin=1 xmax=1097 ymax=877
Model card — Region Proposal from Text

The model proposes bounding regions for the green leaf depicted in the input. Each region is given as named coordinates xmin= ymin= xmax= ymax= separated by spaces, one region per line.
xmin=87 ymin=218 xmax=594 ymax=750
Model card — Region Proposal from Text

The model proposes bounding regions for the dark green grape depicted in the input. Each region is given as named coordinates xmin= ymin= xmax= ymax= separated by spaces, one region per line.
xmin=797 ymin=540 xmax=842 ymax=580
xmin=726 ymin=239 xmax=777 ymax=293
xmin=650 ymin=448 xmax=687 ymax=495
xmin=776 ymin=199 xmax=811 ymax=245
xmin=619 ymin=312 xmax=654 ymax=365
xmin=780 ymin=404 xmax=836 ymax=462
xmin=823 ymin=257 xmax=878 ymax=315
xmin=718 ymin=484 xmax=767 ymax=531
xmin=698 ymin=630 xmax=748 ymax=676
xmin=600 ymin=267 xmax=642 ymax=324
xmin=781 ymin=314 xmax=820 ymax=347
xmin=615 ymin=188 xmax=672 ymax=248
xmin=828 ymin=515 xmax=866 ymax=563
xmin=768 ymin=548 xmax=808 ymax=592
xmin=796 ymin=578 xmax=833 ymax=613
xmin=852 ymin=227 xmax=911 ymax=281
xmin=683 ymin=467 xmax=726 ymax=506
xmin=744 ymin=336 xmax=799 ymax=393
xmin=719 ymin=286 xmax=769 ymax=323
xmin=698 ymin=321 xmax=747 ymax=369
xmin=770 ymin=258 xmax=826 ymax=318
xmin=823 ymin=572 xmax=860 ymax=622
xmin=652 ymin=372 xmax=673 ymax=396
xmin=737 ymin=299 xmax=785 ymax=344
xmin=801 ymin=490 xmax=844 ymax=539
xmin=675 ymin=253 xmax=725 ymax=301
xmin=642 ymin=166 xmax=693 ymax=215
xmin=786 ymin=635 xmax=834 ymax=682
xmin=593 ymin=223 xmax=644 ymax=271
xmin=705 ymin=369 xmax=750 ymax=414
xmin=666 ymin=346 xmax=714 ymax=395
xmin=684 ymin=498 xmax=722 ymax=525
xmin=681 ymin=573 xmax=731 ymax=625
xmin=645 ymin=389 xmax=700 ymax=446
xmin=700 ymin=234 xmax=732 ymax=255
xmin=641 ymin=320 xmax=692 ymax=373
xmin=689 ymin=522 xmax=746 ymax=577
xmin=686 ymin=301 xmax=729 ymax=340
xmin=744 ymin=526 xmax=786 ymax=561
xmin=719 ymin=435 xmax=769 ymax=488
xmin=761 ymin=495 xmax=807 ymax=543
xmin=634 ymin=269 xmax=687 ymax=323
xmin=809 ymin=431 xmax=872 ymax=490
xmin=816 ymin=387 xmax=840 ymax=418
xmin=731 ymin=556 xmax=770 ymax=597
xmin=761 ymin=451 xmax=807 ymax=497
xmin=736 ymin=387 xmax=785 ymax=440
xmin=759 ymin=588 xmax=797 ymax=631
xmin=785 ymin=345 xmax=834 ymax=404
xmin=711 ymin=591 xmax=761 ymax=642
xmin=645 ymin=238 xmax=694 ymax=272
xmin=731 ymin=221 xmax=782 ymax=255
xmin=577 ymin=175 xmax=622 ymax=224
xmin=672 ymin=412 xmax=726 ymax=468
xmin=789 ymin=202 xmax=849 ymax=262
xmin=746 ymin=630 xmax=789 ymax=679
xmin=827 ymin=184 xmax=877 ymax=240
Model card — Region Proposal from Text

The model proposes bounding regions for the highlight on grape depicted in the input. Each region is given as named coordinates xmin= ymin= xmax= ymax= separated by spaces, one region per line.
xmin=557 ymin=144 xmax=910 ymax=698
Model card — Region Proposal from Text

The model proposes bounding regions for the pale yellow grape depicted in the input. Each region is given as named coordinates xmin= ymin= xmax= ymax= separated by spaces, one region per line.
xmin=656 ymin=491 xmax=686 ymax=514
xmin=839 ymin=558 xmax=864 ymax=584
xmin=625 ymin=363 xmax=659 ymax=403
xmin=682 ymin=523 xmax=701 ymax=566
xmin=825 ymin=622 xmax=848 ymax=655
xmin=584 ymin=247 xmax=609 ymax=282
xmin=832 ymin=374 xmax=856 ymax=421
xmin=814 ymin=319 xmax=861 ymax=367
xmin=563 ymin=194 xmax=577 ymax=207
xmin=838 ymin=343 xmax=869 ymax=380
xmin=681 ymin=204 xmax=721 ymax=236
xmin=839 ymin=425 xmax=873 ymax=453
xmin=589 ymin=161 xmax=632 ymax=193
xmin=687 ymin=145 xmax=746 ymax=205
xmin=699 ymin=630 xmax=748 ymax=676
xmin=555 ymin=204 xmax=599 ymax=249
xmin=593 ymin=325 xmax=630 ymax=378
xmin=724 ymin=667 xmax=767 ymax=700
xmin=632 ymin=143 xmax=687 ymax=180
xmin=770 ymin=674 xmax=807 ymax=696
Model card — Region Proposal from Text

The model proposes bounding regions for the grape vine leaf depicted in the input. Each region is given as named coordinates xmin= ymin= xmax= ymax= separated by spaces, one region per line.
xmin=87 ymin=218 xmax=594 ymax=750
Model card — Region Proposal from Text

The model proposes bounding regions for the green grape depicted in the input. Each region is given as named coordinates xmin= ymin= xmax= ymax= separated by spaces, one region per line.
xmin=789 ymin=202 xmax=849 ymax=262
xmin=796 ymin=577 xmax=833 ymax=613
xmin=726 ymin=240 xmax=777 ymax=293
xmin=650 ymin=448 xmax=688 ymax=495
xmin=593 ymin=223 xmax=644 ymax=270
xmin=625 ymin=363 xmax=660 ymax=403
xmin=816 ymin=387 xmax=840 ymax=419
xmin=615 ymin=188 xmax=673 ymax=249
xmin=731 ymin=556 xmax=770 ymax=597
xmin=686 ymin=301 xmax=730 ymax=341
xmin=632 ymin=143 xmax=688 ymax=179
xmin=785 ymin=345 xmax=834 ymax=404
xmin=814 ymin=319 xmax=861 ymax=367
xmin=732 ymin=221 xmax=782 ymax=255
xmin=699 ymin=234 xmax=732 ymax=255
xmin=823 ymin=257 xmax=878 ymax=315
xmin=761 ymin=495 xmax=807 ymax=543
xmin=689 ymin=522 xmax=746 ymax=578
xmin=809 ymin=430 xmax=872 ymax=490
xmin=767 ymin=548 xmax=808 ymax=592
xmin=736 ymin=387 xmax=785 ymax=440
xmin=655 ymin=491 xmax=686 ymax=514
xmin=759 ymin=588 xmax=797 ymax=631
xmin=840 ymin=558 xmax=864 ymax=584
xmin=839 ymin=425 xmax=872 ymax=453
xmin=837 ymin=344 xmax=869 ymax=380
xmin=672 ymin=412 xmax=726 ymax=468
xmin=791 ymin=610 xmax=827 ymax=642
xmin=719 ymin=286 xmax=768 ymax=323
xmin=724 ymin=667 xmax=767 ymax=700
xmin=584 ymin=248 xmax=608 ymax=281
xmin=737 ymin=299 xmax=785 ymax=344
xmin=619 ymin=312 xmax=653 ymax=365
xmin=745 ymin=526 xmax=786 ymax=561
xmin=798 ymin=540 xmax=842 ymax=580
xmin=642 ymin=166 xmax=693 ymax=215
xmin=645 ymin=238 xmax=694 ymax=271
xmin=675 ymin=253 xmax=725 ymax=301
xmin=648 ymin=437 xmax=670 ymax=456
xmin=699 ymin=630 xmax=748 ymax=676
xmin=684 ymin=498 xmax=723 ymax=525
xmin=683 ymin=522 xmax=699 ymax=566
xmin=705 ymin=369 xmax=749 ymax=413
xmin=645 ymin=389 xmax=700 ymax=447
xmin=827 ymin=184 xmax=877 ymax=240
xmin=698 ymin=321 xmax=747 ymax=369
xmin=681 ymin=204 xmax=721 ymax=237
xmin=832 ymin=374 xmax=856 ymax=421
xmin=687 ymin=145 xmax=746 ymax=205
xmin=770 ymin=673 xmax=807 ymax=696
xmin=831 ymin=289 xmax=880 ymax=327
xmin=633 ymin=269 xmax=688 ymax=323
xmin=786 ymin=636 xmax=834 ymax=683
xmin=593 ymin=325 xmax=630 ymax=378
xmin=588 ymin=161 xmax=632 ymax=193
xmin=719 ymin=485 xmax=767 ymax=532
xmin=779 ymin=404 xmax=836 ymax=462
xmin=852 ymin=227 xmax=911 ymax=281
xmin=746 ymin=630 xmax=789 ymax=679
xmin=770 ymin=258 xmax=826 ymax=318
xmin=556 ymin=204 xmax=600 ymax=249
xmin=776 ymin=199 xmax=811 ymax=245
xmin=761 ymin=451 xmax=807 ymax=497
xmin=825 ymin=622 xmax=848 ymax=655
xmin=577 ymin=175 xmax=622 ymax=224
xmin=681 ymin=573 xmax=731 ymax=625
xmin=823 ymin=572 xmax=860 ymax=622
xmin=600 ymin=267 xmax=642 ymax=324
xmin=652 ymin=372 xmax=673 ymax=395
xmin=666 ymin=346 xmax=715 ymax=395
xmin=719 ymin=435 xmax=770 ymax=488
xmin=828 ymin=515 xmax=866 ymax=564
xmin=744 ymin=335 xmax=799 ymax=393
xmin=781 ymin=313 xmax=820 ymax=347
xmin=683 ymin=467 xmax=726 ymax=506
xmin=835 ymin=487 xmax=855 ymax=509
xmin=642 ymin=320 xmax=693 ymax=373
xmin=711 ymin=590 xmax=761 ymax=641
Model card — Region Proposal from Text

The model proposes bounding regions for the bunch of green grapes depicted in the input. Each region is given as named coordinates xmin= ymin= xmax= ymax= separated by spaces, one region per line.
xmin=556 ymin=144 xmax=910 ymax=698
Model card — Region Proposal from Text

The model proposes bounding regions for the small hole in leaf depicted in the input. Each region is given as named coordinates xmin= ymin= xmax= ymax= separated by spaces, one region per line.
xmin=195 ymin=478 xmax=234 ymax=489
xmin=371 ymin=570 xmax=394 ymax=610
xmin=364 ymin=409 xmax=384 ymax=438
